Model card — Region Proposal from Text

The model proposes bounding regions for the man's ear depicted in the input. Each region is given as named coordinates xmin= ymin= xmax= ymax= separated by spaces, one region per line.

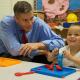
xmin=14 ymin=16 xmax=17 ymax=20
xmin=14 ymin=16 xmax=19 ymax=23
xmin=14 ymin=16 xmax=16 ymax=19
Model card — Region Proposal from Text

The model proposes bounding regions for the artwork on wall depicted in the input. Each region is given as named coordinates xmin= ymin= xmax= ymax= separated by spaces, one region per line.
xmin=33 ymin=0 xmax=80 ymax=22
xmin=34 ymin=0 xmax=43 ymax=11
xmin=69 ymin=0 xmax=80 ymax=10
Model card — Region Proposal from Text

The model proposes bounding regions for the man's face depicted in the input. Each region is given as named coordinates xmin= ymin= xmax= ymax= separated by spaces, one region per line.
xmin=15 ymin=11 xmax=34 ymax=31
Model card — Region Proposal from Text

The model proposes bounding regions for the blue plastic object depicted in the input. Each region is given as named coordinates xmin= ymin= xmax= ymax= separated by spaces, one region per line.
xmin=63 ymin=22 xmax=80 ymax=28
xmin=31 ymin=65 xmax=76 ymax=78
xmin=57 ymin=53 xmax=63 ymax=68
xmin=63 ymin=22 xmax=72 ymax=28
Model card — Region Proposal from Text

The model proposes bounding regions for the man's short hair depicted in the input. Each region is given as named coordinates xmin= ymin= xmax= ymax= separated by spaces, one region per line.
xmin=13 ymin=1 xmax=32 ymax=14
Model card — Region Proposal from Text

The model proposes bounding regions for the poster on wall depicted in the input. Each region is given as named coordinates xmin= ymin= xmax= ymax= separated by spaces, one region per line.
xmin=69 ymin=0 xmax=80 ymax=10
xmin=34 ymin=0 xmax=43 ymax=11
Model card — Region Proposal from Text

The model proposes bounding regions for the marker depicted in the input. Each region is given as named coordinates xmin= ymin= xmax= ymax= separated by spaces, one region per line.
xmin=15 ymin=71 xmax=35 ymax=76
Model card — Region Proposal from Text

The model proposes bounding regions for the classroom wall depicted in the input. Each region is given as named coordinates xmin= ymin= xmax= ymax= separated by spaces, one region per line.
xmin=0 ymin=0 xmax=34 ymax=20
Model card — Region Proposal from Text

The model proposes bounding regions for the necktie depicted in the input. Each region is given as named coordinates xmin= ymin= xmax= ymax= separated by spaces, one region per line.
xmin=21 ymin=30 xmax=28 ymax=43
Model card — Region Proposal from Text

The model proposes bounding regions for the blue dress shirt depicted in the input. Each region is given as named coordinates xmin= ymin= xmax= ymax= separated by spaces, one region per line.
xmin=0 ymin=16 xmax=64 ymax=58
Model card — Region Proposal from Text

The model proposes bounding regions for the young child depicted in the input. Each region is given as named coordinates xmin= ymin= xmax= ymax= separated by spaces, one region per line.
xmin=47 ymin=23 xmax=80 ymax=68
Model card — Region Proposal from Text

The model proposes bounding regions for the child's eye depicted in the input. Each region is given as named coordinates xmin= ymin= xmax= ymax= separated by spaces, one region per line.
xmin=74 ymin=34 xmax=79 ymax=36
xmin=67 ymin=34 xmax=72 ymax=36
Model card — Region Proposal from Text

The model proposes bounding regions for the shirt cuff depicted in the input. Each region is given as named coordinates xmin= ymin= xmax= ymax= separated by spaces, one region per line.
xmin=42 ymin=40 xmax=64 ymax=51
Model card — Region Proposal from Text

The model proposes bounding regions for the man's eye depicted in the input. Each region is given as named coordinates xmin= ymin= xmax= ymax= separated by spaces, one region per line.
xmin=24 ymin=19 xmax=27 ymax=21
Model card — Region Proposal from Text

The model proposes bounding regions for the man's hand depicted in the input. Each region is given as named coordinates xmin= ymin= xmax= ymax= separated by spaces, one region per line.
xmin=19 ymin=43 xmax=45 ymax=56
xmin=47 ymin=48 xmax=59 ymax=62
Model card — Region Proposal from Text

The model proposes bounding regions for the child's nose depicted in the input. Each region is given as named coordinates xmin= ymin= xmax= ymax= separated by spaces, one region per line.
xmin=71 ymin=35 xmax=75 ymax=37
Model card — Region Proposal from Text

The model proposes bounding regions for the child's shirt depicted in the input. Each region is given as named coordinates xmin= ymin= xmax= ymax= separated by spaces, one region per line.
xmin=59 ymin=46 xmax=80 ymax=68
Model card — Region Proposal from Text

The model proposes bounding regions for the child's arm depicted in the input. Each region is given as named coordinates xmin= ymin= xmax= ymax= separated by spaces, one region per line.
xmin=63 ymin=50 xmax=80 ymax=66
xmin=70 ymin=56 xmax=80 ymax=66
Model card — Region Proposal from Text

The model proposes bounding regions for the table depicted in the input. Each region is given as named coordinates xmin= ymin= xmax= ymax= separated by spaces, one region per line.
xmin=0 ymin=61 xmax=80 ymax=80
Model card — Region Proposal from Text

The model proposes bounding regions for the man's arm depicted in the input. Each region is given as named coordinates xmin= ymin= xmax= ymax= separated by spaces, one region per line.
xmin=28 ymin=19 xmax=65 ymax=58
xmin=18 ymin=18 xmax=65 ymax=58
xmin=39 ymin=22 xmax=65 ymax=51
xmin=19 ymin=42 xmax=46 ymax=56
xmin=0 ymin=21 xmax=20 ymax=56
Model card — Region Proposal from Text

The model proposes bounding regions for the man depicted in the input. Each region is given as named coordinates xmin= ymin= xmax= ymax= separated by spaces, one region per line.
xmin=0 ymin=1 xmax=64 ymax=63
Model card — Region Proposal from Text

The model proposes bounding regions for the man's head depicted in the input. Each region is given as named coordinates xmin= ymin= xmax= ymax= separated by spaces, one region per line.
xmin=13 ymin=1 xmax=32 ymax=14
xmin=13 ymin=1 xmax=34 ymax=31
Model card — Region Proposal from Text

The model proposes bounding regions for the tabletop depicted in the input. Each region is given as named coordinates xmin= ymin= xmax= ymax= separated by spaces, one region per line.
xmin=0 ymin=61 xmax=80 ymax=80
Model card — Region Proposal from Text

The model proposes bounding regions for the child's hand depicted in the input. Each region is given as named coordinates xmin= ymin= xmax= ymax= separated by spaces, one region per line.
xmin=47 ymin=48 xmax=59 ymax=62
xmin=63 ymin=50 xmax=73 ymax=60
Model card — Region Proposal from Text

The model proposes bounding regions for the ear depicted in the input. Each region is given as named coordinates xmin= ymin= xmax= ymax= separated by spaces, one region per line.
xmin=14 ymin=16 xmax=19 ymax=23
xmin=14 ymin=16 xmax=16 ymax=20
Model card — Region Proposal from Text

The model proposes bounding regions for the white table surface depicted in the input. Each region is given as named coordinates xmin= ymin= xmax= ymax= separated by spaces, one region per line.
xmin=0 ymin=61 xmax=80 ymax=80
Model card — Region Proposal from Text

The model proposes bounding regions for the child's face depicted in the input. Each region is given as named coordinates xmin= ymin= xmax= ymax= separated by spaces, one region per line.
xmin=67 ymin=26 xmax=80 ymax=47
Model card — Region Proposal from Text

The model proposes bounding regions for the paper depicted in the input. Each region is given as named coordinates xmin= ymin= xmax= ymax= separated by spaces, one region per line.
xmin=0 ymin=57 xmax=21 ymax=67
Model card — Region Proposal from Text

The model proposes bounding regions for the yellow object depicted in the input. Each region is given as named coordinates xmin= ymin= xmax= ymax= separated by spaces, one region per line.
xmin=67 ymin=13 xmax=78 ymax=23
xmin=0 ymin=57 xmax=21 ymax=67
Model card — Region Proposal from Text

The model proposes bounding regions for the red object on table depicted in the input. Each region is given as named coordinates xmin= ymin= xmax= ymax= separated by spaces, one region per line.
xmin=56 ymin=64 xmax=62 ymax=70
xmin=45 ymin=64 xmax=54 ymax=70
xmin=15 ymin=71 xmax=35 ymax=76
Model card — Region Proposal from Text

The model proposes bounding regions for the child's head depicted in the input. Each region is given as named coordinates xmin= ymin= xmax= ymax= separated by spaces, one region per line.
xmin=67 ymin=23 xmax=80 ymax=47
